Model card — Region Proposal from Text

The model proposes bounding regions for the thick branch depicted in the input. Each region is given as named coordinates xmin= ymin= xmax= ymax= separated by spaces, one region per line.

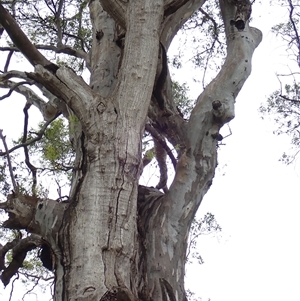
xmin=0 ymin=4 xmax=55 ymax=69
xmin=0 ymin=80 xmax=33 ymax=100
xmin=229 ymin=0 xmax=252 ymax=30
xmin=167 ymin=0 xmax=262 ymax=228
xmin=0 ymin=71 xmax=69 ymax=120
xmin=99 ymin=0 xmax=127 ymax=29
xmin=26 ymin=65 xmax=93 ymax=124
xmin=161 ymin=0 xmax=206 ymax=48
xmin=0 ymin=78 xmax=59 ymax=120
xmin=164 ymin=0 xmax=190 ymax=16
xmin=0 ymin=235 xmax=41 ymax=286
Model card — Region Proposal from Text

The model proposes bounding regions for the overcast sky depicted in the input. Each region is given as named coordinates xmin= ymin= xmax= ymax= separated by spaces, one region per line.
xmin=1 ymin=1 xmax=300 ymax=301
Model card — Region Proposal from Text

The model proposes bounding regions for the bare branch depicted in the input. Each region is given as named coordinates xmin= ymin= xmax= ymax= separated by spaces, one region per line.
xmin=0 ymin=81 xmax=34 ymax=101
xmin=0 ymin=114 xmax=60 ymax=156
xmin=4 ymin=50 xmax=14 ymax=72
xmin=0 ymin=70 xmax=29 ymax=80
xmin=145 ymin=124 xmax=177 ymax=170
xmin=0 ymin=44 xmax=88 ymax=59
xmin=0 ymin=78 xmax=60 ymax=120
xmin=22 ymin=103 xmax=37 ymax=195
xmin=0 ymin=4 xmax=57 ymax=70
xmin=8 ymin=274 xmax=18 ymax=301
xmin=0 ymin=129 xmax=18 ymax=192
xmin=279 ymin=94 xmax=300 ymax=103
xmin=287 ymin=0 xmax=300 ymax=67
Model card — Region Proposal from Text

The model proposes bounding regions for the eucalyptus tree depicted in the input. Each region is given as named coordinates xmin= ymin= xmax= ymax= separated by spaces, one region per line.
xmin=260 ymin=0 xmax=300 ymax=163
xmin=0 ymin=1 xmax=261 ymax=300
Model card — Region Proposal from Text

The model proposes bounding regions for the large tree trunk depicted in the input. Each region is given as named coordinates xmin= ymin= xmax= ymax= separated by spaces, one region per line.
xmin=0 ymin=1 xmax=261 ymax=300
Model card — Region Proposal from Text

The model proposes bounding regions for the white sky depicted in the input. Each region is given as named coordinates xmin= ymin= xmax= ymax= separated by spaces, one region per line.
xmin=1 ymin=1 xmax=300 ymax=301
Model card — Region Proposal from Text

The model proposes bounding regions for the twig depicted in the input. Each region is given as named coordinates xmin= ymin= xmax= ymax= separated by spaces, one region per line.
xmin=0 ymin=129 xmax=18 ymax=192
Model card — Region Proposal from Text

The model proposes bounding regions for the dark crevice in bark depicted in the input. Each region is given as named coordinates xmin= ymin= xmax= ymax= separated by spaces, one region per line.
xmin=137 ymin=186 xmax=165 ymax=300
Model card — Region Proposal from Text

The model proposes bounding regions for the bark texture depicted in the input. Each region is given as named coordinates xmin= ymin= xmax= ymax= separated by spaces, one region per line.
xmin=0 ymin=0 xmax=261 ymax=300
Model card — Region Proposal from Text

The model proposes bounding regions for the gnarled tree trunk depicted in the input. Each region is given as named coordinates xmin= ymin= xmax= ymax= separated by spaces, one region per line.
xmin=0 ymin=0 xmax=261 ymax=300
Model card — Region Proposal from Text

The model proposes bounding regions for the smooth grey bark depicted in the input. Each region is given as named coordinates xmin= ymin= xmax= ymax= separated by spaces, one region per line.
xmin=0 ymin=0 xmax=261 ymax=300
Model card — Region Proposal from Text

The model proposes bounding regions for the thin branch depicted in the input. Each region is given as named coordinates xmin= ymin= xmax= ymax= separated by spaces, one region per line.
xmin=9 ymin=274 xmax=19 ymax=301
xmin=19 ymin=271 xmax=54 ymax=281
xmin=145 ymin=124 xmax=177 ymax=170
xmin=21 ymin=276 xmax=40 ymax=301
xmin=279 ymin=94 xmax=300 ymax=103
xmin=0 ymin=129 xmax=18 ymax=192
xmin=4 ymin=50 xmax=14 ymax=72
xmin=288 ymin=0 xmax=300 ymax=67
xmin=22 ymin=103 xmax=37 ymax=195
xmin=0 ymin=81 xmax=34 ymax=101
xmin=0 ymin=114 xmax=60 ymax=156
xmin=0 ymin=44 xmax=87 ymax=59
xmin=276 ymin=72 xmax=300 ymax=76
